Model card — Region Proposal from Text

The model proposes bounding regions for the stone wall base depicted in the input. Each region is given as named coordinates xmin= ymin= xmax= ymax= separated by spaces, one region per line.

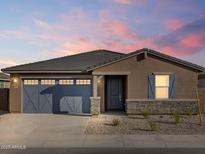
xmin=90 ymin=97 xmax=101 ymax=115
xmin=126 ymin=99 xmax=198 ymax=115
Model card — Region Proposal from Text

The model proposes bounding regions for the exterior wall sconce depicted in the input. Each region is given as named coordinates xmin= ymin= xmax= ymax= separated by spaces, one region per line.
xmin=13 ymin=78 xmax=18 ymax=83
xmin=97 ymin=76 xmax=103 ymax=83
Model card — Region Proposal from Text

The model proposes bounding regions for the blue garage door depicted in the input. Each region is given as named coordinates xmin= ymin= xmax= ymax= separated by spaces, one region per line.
xmin=23 ymin=79 xmax=92 ymax=114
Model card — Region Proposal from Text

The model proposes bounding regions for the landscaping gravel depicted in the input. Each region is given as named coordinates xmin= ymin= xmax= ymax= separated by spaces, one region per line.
xmin=85 ymin=114 xmax=205 ymax=135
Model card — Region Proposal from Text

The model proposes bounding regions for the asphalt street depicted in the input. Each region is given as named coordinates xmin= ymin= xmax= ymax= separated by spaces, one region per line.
xmin=1 ymin=148 xmax=205 ymax=154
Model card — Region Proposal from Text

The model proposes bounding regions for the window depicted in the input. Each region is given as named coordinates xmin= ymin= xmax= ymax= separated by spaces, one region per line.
xmin=4 ymin=82 xmax=10 ymax=88
xmin=41 ymin=80 xmax=55 ymax=85
xmin=0 ymin=82 xmax=3 ymax=88
xmin=24 ymin=80 xmax=38 ymax=85
xmin=0 ymin=81 xmax=10 ymax=88
xmin=76 ymin=79 xmax=91 ymax=85
xmin=59 ymin=80 xmax=74 ymax=85
xmin=155 ymin=75 xmax=169 ymax=99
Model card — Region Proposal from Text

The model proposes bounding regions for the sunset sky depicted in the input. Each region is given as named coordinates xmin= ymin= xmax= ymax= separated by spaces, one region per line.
xmin=0 ymin=0 xmax=205 ymax=69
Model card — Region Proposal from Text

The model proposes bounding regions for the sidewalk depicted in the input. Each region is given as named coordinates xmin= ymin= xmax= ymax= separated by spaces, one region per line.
xmin=83 ymin=135 xmax=205 ymax=148
xmin=2 ymin=135 xmax=205 ymax=148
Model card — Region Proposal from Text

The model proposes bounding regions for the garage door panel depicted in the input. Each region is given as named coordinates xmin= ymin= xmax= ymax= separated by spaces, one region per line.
xmin=75 ymin=86 xmax=92 ymax=113
xmin=60 ymin=96 xmax=83 ymax=113
xmin=57 ymin=84 xmax=92 ymax=113
xmin=23 ymin=85 xmax=39 ymax=113
xmin=39 ymin=85 xmax=53 ymax=113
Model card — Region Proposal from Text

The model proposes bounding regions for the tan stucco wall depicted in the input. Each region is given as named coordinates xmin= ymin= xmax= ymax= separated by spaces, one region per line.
xmin=9 ymin=74 xmax=22 ymax=112
xmin=93 ymin=55 xmax=198 ymax=101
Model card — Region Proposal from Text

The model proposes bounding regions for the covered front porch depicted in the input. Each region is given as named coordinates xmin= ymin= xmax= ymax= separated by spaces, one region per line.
xmin=91 ymin=73 xmax=129 ymax=115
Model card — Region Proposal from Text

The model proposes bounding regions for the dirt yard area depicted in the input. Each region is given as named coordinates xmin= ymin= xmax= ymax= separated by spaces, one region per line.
xmin=85 ymin=114 xmax=205 ymax=135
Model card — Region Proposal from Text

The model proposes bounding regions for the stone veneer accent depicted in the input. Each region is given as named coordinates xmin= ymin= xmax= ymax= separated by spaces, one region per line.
xmin=126 ymin=99 xmax=198 ymax=115
xmin=90 ymin=97 xmax=101 ymax=115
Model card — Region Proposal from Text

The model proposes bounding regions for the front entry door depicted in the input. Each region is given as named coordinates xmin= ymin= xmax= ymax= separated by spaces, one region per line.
xmin=106 ymin=76 xmax=123 ymax=110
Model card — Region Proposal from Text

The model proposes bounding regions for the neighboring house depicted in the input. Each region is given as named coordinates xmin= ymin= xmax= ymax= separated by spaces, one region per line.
xmin=2 ymin=48 xmax=205 ymax=114
xmin=0 ymin=72 xmax=10 ymax=89
xmin=198 ymin=73 xmax=205 ymax=113
xmin=0 ymin=72 xmax=10 ymax=111
xmin=199 ymin=73 xmax=205 ymax=88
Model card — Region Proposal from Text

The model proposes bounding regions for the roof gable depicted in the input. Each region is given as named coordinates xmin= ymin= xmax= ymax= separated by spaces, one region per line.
xmin=89 ymin=48 xmax=205 ymax=72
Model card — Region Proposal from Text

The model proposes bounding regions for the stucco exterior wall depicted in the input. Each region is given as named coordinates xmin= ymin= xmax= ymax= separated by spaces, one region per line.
xmin=9 ymin=74 xmax=22 ymax=112
xmin=93 ymin=55 xmax=198 ymax=100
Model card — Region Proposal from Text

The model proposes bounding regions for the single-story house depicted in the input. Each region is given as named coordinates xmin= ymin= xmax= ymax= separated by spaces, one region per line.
xmin=0 ymin=72 xmax=10 ymax=89
xmin=2 ymin=48 xmax=205 ymax=115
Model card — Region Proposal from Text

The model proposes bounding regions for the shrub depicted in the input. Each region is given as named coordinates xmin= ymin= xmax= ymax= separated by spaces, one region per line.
xmin=173 ymin=112 xmax=181 ymax=124
xmin=159 ymin=115 xmax=163 ymax=118
xmin=148 ymin=121 xmax=160 ymax=131
xmin=142 ymin=110 xmax=150 ymax=119
xmin=112 ymin=118 xmax=121 ymax=126
xmin=186 ymin=110 xmax=193 ymax=118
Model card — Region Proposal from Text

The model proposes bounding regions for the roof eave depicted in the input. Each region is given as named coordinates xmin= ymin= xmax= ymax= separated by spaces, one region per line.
xmin=2 ymin=70 xmax=85 ymax=74
xmin=0 ymin=79 xmax=10 ymax=81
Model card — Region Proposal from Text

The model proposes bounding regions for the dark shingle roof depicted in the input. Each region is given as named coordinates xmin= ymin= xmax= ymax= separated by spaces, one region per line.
xmin=2 ymin=50 xmax=125 ymax=73
xmin=0 ymin=72 xmax=10 ymax=81
xmin=2 ymin=48 xmax=205 ymax=73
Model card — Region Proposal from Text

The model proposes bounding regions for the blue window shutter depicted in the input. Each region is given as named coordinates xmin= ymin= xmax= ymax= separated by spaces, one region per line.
xmin=148 ymin=74 xmax=155 ymax=99
xmin=169 ymin=74 xmax=176 ymax=99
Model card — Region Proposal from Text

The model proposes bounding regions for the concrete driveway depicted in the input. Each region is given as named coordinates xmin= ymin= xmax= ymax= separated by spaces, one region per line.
xmin=0 ymin=113 xmax=90 ymax=147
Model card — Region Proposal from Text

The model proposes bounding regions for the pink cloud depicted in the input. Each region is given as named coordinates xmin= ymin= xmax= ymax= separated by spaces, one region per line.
xmin=53 ymin=37 xmax=100 ymax=56
xmin=113 ymin=0 xmax=132 ymax=5
xmin=180 ymin=33 xmax=204 ymax=48
xmin=0 ymin=59 xmax=18 ymax=69
xmin=6 ymin=9 xmax=201 ymax=59
xmin=102 ymin=19 xmax=138 ymax=40
xmin=152 ymin=31 xmax=205 ymax=56
xmin=112 ymin=0 xmax=146 ymax=5
xmin=166 ymin=19 xmax=184 ymax=31
xmin=0 ymin=59 xmax=17 ymax=66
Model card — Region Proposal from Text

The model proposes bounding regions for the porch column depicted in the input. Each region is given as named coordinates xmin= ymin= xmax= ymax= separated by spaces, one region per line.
xmin=90 ymin=75 xmax=101 ymax=115
xmin=93 ymin=75 xmax=98 ymax=97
